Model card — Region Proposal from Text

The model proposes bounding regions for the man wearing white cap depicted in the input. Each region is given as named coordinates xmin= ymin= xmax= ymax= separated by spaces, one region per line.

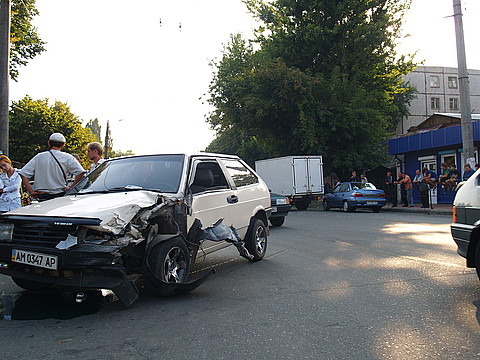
xmin=19 ymin=133 xmax=86 ymax=201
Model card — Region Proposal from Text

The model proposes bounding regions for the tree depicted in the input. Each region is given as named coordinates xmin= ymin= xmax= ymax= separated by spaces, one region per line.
xmin=10 ymin=0 xmax=46 ymax=81
xmin=85 ymin=118 xmax=102 ymax=142
xmin=207 ymin=0 xmax=416 ymax=178
xmin=9 ymin=96 xmax=97 ymax=168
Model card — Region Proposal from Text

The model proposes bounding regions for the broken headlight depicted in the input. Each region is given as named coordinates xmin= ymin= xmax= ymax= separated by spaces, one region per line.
xmin=0 ymin=223 xmax=14 ymax=242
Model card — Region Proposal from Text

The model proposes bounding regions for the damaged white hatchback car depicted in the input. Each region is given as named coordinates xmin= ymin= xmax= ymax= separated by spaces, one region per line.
xmin=0 ymin=153 xmax=271 ymax=307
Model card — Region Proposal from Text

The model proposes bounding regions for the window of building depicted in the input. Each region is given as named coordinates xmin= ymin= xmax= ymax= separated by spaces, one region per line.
xmin=448 ymin=76 xmax=458 ymax=89
xmin=449 ymin=97 xmax=459 ymax=110
xmin=430 ymin=97 xmax=440 ymax=110
xmin=441 ymin=154 xmax=456 ymax=167
xmin=429 ymin=75 xmax=440 ymax=88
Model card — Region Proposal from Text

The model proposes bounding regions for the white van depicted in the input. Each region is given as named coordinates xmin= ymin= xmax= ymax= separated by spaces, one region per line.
xmin=451 ymin=169 xmax=480 ymax=277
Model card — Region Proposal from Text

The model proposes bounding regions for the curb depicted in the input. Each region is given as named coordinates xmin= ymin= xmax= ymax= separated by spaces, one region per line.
xmin=307 ymin=202 xmax=452 ymax=216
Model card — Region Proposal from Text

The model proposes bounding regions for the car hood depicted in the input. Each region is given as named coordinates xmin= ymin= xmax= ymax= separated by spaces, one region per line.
xmin=4 ymin=191 xmax=164 ymax=234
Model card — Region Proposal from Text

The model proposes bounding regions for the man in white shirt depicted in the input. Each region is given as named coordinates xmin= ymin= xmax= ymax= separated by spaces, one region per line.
xmin=87 ymin=142 xmax=105 ymax=173
xmin=20 ymin=133 xmax=86 ymax=201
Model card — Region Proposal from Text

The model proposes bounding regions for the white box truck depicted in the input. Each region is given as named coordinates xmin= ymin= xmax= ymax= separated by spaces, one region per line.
xmin=255 ymin=156 xmax=324 ymax=210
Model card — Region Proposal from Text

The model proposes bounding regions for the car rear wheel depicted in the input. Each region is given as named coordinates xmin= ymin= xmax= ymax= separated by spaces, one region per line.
xmin=343 ymin=201 xmax=355 ymax=212
xmin=245 ymin=219 xmax=267 ymax=261
xmin=270 ymin=217 xmax=285 ymax=227
xmin=143 ymin=237 xmax=191 ymax=296
xmin=323 ymin=200 xmax=330 ymax=211
xmin=295 ymin=201 xmax=309 ymax=211
xmin=12 ymin=277 xmax=54 ymax=291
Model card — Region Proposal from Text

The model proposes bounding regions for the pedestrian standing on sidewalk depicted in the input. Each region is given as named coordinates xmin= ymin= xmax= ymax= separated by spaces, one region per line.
xmin=413 ymin=169 xmax=429 ymax=208
xmin=0 ymin=155 xmax=22 ymax=213
xmin=396 ymin=171 xmax=414 ymax=207
xmin=350 ymin=171 xmax=359 ymax=182
xmin=384 ymin=171 xmax=397 ymax=207
xmin=19 ymin=133 xmax=86 ymax=201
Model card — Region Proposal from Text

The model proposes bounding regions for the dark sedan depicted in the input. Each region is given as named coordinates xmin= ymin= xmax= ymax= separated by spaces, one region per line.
xmin=269 ymin=192 xmax=291 ymax=227
xmin=323 ymin=182 xmax=386 ymax=212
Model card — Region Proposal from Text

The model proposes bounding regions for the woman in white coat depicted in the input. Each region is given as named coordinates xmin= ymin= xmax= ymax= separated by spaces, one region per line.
xmin=0 ymin=155 xmax=22 ymax=213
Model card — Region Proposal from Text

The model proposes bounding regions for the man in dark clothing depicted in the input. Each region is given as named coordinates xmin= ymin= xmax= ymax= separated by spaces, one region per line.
xmin=384 ymin=171 xmax=397 ymax=207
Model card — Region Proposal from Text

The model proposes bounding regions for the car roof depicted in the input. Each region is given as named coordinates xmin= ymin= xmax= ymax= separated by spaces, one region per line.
xmin=103 ymin=152 xmax=241 ymax=161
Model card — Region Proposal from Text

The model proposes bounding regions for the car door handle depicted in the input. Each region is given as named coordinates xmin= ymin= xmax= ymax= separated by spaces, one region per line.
xmin=227 ymin=195 xmax=238 ymax=203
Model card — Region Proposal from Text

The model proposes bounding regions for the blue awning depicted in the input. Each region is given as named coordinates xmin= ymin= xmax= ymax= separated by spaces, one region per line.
xmin=389 ymin=120 xmax=480 ymax=155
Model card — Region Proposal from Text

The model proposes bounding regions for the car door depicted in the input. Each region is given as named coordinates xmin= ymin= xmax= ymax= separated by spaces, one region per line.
xmin=187 ymin=158 xmax=236 ymax=255
xmin=219 ymin=158 xmax=269 ymax=239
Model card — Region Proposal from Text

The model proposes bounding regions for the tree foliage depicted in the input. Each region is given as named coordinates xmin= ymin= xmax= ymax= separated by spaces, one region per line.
xmin=10 ymin=0 xmax=46 ymax=81
xmin=207 ymin=0 xmax=416 ymax=176
xmin=85 ymin=118 xmax=102 ymax=142
xmin=9 ymin=96 xmax=97 ymax=168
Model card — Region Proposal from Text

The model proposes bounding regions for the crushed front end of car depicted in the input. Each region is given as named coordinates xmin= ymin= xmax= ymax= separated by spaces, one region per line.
xmin=0 ymin=191 xmax=209 ymax=307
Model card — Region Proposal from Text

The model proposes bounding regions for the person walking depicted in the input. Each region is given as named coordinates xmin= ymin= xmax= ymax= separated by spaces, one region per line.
xmin=0 ymin=155 xmax=22 ymax=213
xmin=19 ymin=133 xmax=86 ymax=201
xmin=384 ymin=171 xmax=397 ymax=207
xmin=87 ymin=142 xmax=105 ymax=173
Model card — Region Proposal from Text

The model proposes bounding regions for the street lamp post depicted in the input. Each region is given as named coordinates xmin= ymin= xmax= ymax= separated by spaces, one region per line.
xmin=0 ymin=0 xmax=11 ymax=156
xmin=453 ymin=0 xmax=475 ymax=166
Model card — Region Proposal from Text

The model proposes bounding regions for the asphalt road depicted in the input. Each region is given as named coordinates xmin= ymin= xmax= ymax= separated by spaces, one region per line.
xmin=1 ymin=209 xmax=479 ymax=359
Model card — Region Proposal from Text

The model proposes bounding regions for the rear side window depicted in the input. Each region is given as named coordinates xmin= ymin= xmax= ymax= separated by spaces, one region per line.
xmin=222 ymin=159 xmax=258 ymax=187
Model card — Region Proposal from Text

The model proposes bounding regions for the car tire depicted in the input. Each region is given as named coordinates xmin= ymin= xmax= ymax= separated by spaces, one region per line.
xmin=12 ymin=277 xmax=53 ymax=291
xmin=343 ymin=201 xmax=355 ymax=212
xmin=270 ymin=217 xmax=285 ymax=227
xmin=323 ymin=200 xmax=330 ymax=211
xmin=295 ymin=201 xmax=309 ymax=211
xmin=245 ymin=219 xmax=267 ymax=261
xmin=372 ymin=208 xmax=381 ymax=213
xmin=143 ymin=237 xmax=191 ymax=296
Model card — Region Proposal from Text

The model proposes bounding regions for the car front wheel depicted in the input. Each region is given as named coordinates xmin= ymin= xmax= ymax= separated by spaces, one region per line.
xmin=143 ymin=237 xmax=191 ymax=296
xmin=343 ymin=201 xmax=355 ymax=212
xmin=245 ymin=219 xmax=267 ymax=261
xmin=323 ymin=200 xmax=330 ymax=211
xmin=270 ymin=217 xmax=285 ymax=227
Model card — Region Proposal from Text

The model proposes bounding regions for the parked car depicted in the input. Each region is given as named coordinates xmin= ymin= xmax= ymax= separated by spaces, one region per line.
xmin=323 ymin=182 xmax=386 ymax=212
xmin=451 ymin=168 xmax=480 ymax=278
xmin=269 ymin=192 xmax=291 ymax=227
xmin=0 ymin=153 xmax=271 ymax=307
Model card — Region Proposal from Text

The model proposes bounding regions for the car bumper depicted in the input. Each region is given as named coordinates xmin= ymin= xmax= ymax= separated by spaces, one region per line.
xmin=350 ymin=200 xmax=386 ymax=208
xmin=0 ymin=243 xmax=139 ymax=307
xmin=270 ymin=204 xmax=291 ymax=218
xmin=451 ymin=223 xmax=475 ymax=261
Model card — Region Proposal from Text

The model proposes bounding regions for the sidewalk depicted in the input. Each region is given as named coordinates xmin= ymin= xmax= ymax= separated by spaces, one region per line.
xmin=382 ymin=203 xmax=453 ymax=216
xmin=309 ymin=201 xmax=453 ymax=215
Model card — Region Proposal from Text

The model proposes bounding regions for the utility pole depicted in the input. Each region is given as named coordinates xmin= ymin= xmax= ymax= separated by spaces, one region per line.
xmin=453 ymin=0 xmax=475 ymax=166
xmin=0 ymin=0 xmax=10 ymax=156
xmin=104 ymin=120 xmax=110 ymax=159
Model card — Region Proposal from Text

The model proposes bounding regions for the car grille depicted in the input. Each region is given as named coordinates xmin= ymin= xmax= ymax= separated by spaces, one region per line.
xmin=12 ymin=224 xmax=77 ymax=249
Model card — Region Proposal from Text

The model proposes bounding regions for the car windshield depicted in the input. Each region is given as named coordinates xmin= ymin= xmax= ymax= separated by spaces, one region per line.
xmin=351 ymin=182 xmax=376 ymax=190
xmin=69 ymin=155 xmax=184 ymax=194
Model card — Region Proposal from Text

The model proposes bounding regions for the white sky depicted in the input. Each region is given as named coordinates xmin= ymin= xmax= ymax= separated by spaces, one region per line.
xmin=9 ymin=0 xmax=480 ymax=155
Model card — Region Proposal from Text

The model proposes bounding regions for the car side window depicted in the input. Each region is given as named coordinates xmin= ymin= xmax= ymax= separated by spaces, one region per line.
xmin=333 ymin=185 xmax=341 ymax=193
xmin=222 ymin=159 xmax=258 ymax=187
xmin=191 ymin=161 xmax=229 ymax=194
xmin=340 ymin=184 xmax=349 ymax=192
